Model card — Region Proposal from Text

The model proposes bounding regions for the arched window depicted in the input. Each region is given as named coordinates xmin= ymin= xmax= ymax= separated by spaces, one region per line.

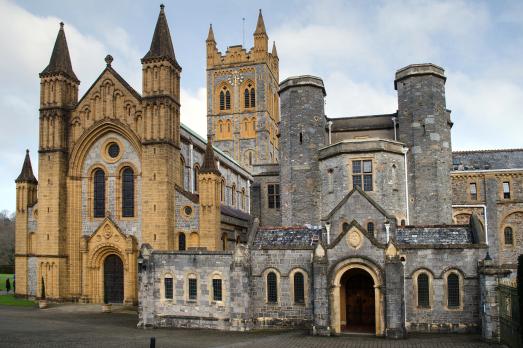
xmin=417 ymin=273 xmax=430 ymax=308
xmin=178 ymin=233 xmax=186 ymax=251
xmin=122 ymin=167 xmax=134 ymax=217
xmin=241 ymin=188 xmax=246 ymax=210
xmin=225 ymin=90 xmax=231 ymax=110
xmin=219 ymin=90 xmax=225 ymax=110
xmin=294 ymin=272 xmax=305 ymax=304
xmin=244 ymin=88 xmax=249 ymax=108
xmin=248 ymin=151 xmax=253 ymax=166
xmin=267 ymin=272 xmax=278 ymax=303
xmin=447 ymin=273 xmax=460 ymax=308
xmin=250 ymin=88 xmax=255 ymax=107
xmin=164 ymin=275 xmax=173 ymax=299
xmin=180 ymin=155 xmax=185 ymax=188
xmin=212 ymin=276 xmax=222 ymax=301
xmin=221 ymin=178 xmax=226 ymax=202
xmin=342 ymin=222 xmax=350 ymax=233
xmin=367 ymin=222 xmax=375 ymax=234
xmin=193 ymin=165 xmax=200 ymax=192
xmin=504 ymin=227 xmax=514 ymax=245
xmin=93 ymin=169 xmax=105 ymax=218
xmin=231 ymin=183 xmax=236 ymax=207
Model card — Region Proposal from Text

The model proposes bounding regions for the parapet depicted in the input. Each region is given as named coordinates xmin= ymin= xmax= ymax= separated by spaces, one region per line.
xmin=279 ymin=75 xmax=326 ymax=96
xmin=394 ymin=63 xmax=446 ymax=89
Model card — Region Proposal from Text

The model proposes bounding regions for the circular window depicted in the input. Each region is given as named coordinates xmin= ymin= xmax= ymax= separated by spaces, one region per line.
xmin=107 ymin=143 xmax=120 ymax=158
xmin=183 ymin=206 xmax=193 ymax=216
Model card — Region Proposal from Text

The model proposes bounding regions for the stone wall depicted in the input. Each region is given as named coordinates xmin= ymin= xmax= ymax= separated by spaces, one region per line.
xmin=251 ymin=163 xmax=281 ymax=227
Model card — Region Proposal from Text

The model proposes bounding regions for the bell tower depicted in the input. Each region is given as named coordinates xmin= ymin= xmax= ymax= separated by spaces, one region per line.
xmin=206 ymin=10 xmax=280 ymax=168
xmin=141 ymin=4 xmax=181 ymax=250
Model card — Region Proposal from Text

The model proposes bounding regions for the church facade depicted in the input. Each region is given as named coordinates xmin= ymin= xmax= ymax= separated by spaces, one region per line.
xmin=15 ymin=6 xmax=522 ymax=341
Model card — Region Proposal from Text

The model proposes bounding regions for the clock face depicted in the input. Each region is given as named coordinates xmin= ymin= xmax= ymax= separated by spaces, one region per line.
xmin=227 ymin=70 xmax=244 ymax=86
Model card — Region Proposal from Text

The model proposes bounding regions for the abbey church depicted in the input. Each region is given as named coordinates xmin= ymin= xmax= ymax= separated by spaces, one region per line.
xmin=15 ymin=5 xmax=522 ymax=340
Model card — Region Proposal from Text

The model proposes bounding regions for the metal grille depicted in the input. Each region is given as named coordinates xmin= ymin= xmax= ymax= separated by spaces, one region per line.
xmin=294 ymin=273 xmax=305 ymax=304
xmin=188 ymin=278 xmax=197 ymax=300
xmin=447 ymin=273 xmax=460 ymax=308
xmin=164 ymin=277 xmax=173 ymax=299
xmin=505 ymin=227 xmax=514 ymax=245
xmin=178 ymin=233 xmax=186 ymax=251
xmin=93 ymin=169 xmax=105 ymax=218
xmin=212 ymin=279 xmax=222 ymax=301
xmin=122 ymin=167 xmax=134 ymax=217
xmin=267 ymin=272 xmax=278 ymax=303
xmin=367 ymin=222 xmax=375 ymax=235
xmin=417 ymin=273 xmax=430 ymax=308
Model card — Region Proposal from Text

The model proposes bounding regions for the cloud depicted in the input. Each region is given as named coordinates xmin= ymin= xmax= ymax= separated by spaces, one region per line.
xmin=180 ymin=87 xmax=207 ymax=137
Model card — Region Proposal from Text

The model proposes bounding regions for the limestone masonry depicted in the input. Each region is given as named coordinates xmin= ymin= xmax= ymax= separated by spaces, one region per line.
xmin=14 ymin=6 xmax=522 ymax=342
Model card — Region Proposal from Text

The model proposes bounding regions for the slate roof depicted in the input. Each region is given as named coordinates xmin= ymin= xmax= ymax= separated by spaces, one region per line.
xmin=142 ymin=5 xmax=181 ymax=70
xmin=452 ymin=149 xmax=523 ymax=171
xmin=328 ymin=113 xmax=396 ymax=132
xmin=396 ymin=225 xmax=473 ymax=245
xmin=15 ymin=150 xmax=37 ymax=184
xmin=40 ymin=22 xmax=79 ymax=82
xmin=221 ymin=205 xmax=251 ymax=221
xmin=253 ymin=226 xmax=323 ymax=249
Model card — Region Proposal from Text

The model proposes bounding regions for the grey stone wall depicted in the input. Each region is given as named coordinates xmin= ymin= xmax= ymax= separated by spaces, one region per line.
xmin=279 ymin=76 xmax=326 ymax=226
xmin=174 ymin=189 xmax=199 ymax=231
xmin=395 ymin=64 xmax=453 ymax=225
xmin=251 ymin=164 xmax=281 ymax=227
xmin=27 ymin=256 xmax=37 ymax=297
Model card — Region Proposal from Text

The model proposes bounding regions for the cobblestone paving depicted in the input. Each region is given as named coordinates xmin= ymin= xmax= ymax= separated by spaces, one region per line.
xmin=0 ymin=305 xmax=506 ymax=348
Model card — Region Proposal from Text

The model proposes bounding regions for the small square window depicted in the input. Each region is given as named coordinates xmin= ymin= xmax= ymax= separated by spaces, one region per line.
xmin=352 ymin=160 xmax=362 ymax=174
xmin=470 ymin=183 xmax=477 ymax=200
xmin=503 ymin=182 xmax=511 ymax=199
xmin=363 ymin=160 xmax=372 ymax=173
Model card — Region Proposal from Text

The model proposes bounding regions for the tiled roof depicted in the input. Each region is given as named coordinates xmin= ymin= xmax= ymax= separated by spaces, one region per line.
xmin=15 ymin=150 xmax=37 ymax=184
xmin=396 ymin=225 xmax=473 ymax=245
xmin=220 ymin=205 xmax=251 ymax=221
xmin=40 ymin=23 xmax=78 ymax=82
xmin=253 ymin=225 xmax=323 ymax=249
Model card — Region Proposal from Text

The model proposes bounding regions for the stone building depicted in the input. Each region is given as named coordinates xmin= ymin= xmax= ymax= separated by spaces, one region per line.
xmin=15 ymin=6 xmax=521 ymax=341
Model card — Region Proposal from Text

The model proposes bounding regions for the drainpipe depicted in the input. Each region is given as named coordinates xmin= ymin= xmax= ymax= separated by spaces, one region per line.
xmin=327 ymin=121 xmax=333 ymax=145
xmin=402 ymin=146 xmax=410 ymax=225
xmin=391 ymin=117 xmax=397 ymax=141
xmin=247 ymin=180 xmax=251 ymax=214
xmin=451 ymin=204 xmax=488 ymax=245
xmin=189 ymin=143 xmax=194 ymax=193
xmin=325 ymin=222 xmax=331 ymax=245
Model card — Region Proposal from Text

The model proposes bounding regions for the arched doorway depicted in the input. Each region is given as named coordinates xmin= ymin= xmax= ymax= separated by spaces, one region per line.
xmin=104 ymin=254 xmax=124 ymax=303
xmin=340 ymin=268 xmax=375 ymax=333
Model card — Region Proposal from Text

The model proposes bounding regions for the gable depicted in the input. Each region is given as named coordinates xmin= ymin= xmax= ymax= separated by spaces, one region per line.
xmin=70 ymin=67 xmax=143 ymax=145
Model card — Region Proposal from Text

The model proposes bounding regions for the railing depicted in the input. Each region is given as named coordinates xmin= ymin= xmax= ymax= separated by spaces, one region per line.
xmin=499 ymin=281 xmax=522 ymax=348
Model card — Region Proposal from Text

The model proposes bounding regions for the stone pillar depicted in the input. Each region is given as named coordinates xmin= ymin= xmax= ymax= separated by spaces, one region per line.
xmin=311 ymin=243 xmax=330 ymax=336
xmin=478 ymin=257 xmax=511 ymax=342
xmin=384 ymin=256 xmax=406 ymax=339
xmin=229 ymin=245 xmax=253 ymax=331
xmin=137 ymin=245 xmax=154 ymax=329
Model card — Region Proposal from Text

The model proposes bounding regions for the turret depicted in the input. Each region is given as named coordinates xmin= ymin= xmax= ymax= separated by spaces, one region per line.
xmin=253 ymin=9 xmax=268 ymax=60
xmin=279 ymin=76 xmax=327 ymax=226
xmin=14 ymin=150 xmax=38 ymax=296
xmin=206 ymin=24 xmax=218 ymax=67
xmin=395 ymin=64 xmax=453 ymax=225
xmin=198 ymin=137 xmax=222 ymax=250
xmin=141 ymin=4 xmax=181 ymax=249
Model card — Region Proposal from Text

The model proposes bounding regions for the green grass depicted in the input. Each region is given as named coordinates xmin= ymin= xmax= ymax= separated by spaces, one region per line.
xmin=0 ymin=274 xmax=14 ymax=291
xmin=0 ymin=295 xmax=35 ymax=307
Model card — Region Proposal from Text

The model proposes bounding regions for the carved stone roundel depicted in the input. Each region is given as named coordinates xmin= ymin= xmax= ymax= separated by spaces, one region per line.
xmin=348 ymin=230 xmax=362 ymax=248
xmin=103 ymin=225 xmax=112 ymax=239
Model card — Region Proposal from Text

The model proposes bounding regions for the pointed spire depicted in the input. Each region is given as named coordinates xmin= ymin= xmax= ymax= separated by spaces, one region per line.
xmin=271 ymin=41 xmax=278 ymax=57
xmin=254 ymin=9 xmax=267 ymax=35
xmin=206 ymin=24 xmax=215 ymax=42
xmin=200 ymin=137 xmax=221 ymax=175
xmin=15 ymin=150 xmax=38 ymax=184
xmin=142 ymin=4 xmax=181 ymax=69
xmin=40 ymin=22 xmax=79 ymax=82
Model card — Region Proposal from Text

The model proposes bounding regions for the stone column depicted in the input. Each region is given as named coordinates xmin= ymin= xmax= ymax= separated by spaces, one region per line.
xmin=312 ymin=243 xmax=330 ymax=336
xmin=80 ymin=238 xmax=89 ymax=303
xmin=478 ymin=257 xmax=511 ymax=342
xmin=384 ymin=256 xmax=406 ymax=339
xmin=137 ymin=244 xmax=154 ymax=329
xmin=229 ymin=245 xmax=252 ymax=331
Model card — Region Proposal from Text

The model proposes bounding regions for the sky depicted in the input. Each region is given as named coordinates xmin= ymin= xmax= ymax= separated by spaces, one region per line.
xmin=0 ymin=0 xmax=522 ymax=213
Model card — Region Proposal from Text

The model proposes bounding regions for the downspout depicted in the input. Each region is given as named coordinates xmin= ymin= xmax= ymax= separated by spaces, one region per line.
xmin=451 ymin=204 xmax=488 ymax=245
xmin=327 ymin=121 xmax=333 ymax=145
xmin=189 ymin=143 xmax=194 ymax=193
xmin=392 ymin=117 xmax=397 ymax=141
xmin=402 ymin=146 xmax=410 ymax=225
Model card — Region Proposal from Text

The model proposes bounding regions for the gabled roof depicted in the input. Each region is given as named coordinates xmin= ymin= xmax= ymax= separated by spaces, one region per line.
xmin=253 ymin=225 xmax=323 ymax=249
xmin=142 ymin=5 xmax=181 ymax=70
xmin=175 ymin=184 xmax=199 ymax=204
xmin=329 ymin=219 xmax=385 ymax=249
xmin=40 ymin=22 xmax=79 ymax=82
xmin=15 ymin=150 xmax=37 ymax=184
xmin=221 ymin=205 xmax=251 ymax=222
xmin=77 ymin=63 xmax=141 ymax=105
xmin=323 ymin=186 xmax=394 ymax=221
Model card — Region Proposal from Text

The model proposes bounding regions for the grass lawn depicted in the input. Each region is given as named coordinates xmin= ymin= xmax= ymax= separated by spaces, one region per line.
xmin=0 ymin=274 xmax=14 ymax=291
xmin=0 ymin=295 xmax=35 ymax=307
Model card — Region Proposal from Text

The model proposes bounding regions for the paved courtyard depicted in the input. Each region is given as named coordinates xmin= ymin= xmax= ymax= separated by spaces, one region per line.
xmin=0 ymin=304 xmax=506 ymax=348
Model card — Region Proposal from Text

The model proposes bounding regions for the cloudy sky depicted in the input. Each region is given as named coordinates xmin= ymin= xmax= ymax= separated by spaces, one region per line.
xmin=0 ymin=0 xmax=522 ymax=213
